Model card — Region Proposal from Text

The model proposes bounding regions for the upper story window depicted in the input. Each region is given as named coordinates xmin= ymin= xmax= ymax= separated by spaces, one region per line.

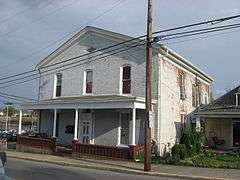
xmin=179 ymin=73 xmax=186 ymax=100
xmin=192 ymin=82 xmax=201 ymax=107
xmin=122 ymin=66 xmax=131 ymax=94
xmin=55 ymin=73 xmax=62 ymax=97
xmin=85 ymin=70 xmax=93 ymax=94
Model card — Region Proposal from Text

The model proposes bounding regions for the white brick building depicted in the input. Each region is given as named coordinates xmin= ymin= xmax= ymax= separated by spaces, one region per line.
xmin=19 ymin=26 xmax=213 ymax=156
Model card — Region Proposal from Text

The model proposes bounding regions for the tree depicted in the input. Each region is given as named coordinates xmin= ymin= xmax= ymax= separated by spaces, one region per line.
xmin=3 ymin=106 xmax=18 ymax=117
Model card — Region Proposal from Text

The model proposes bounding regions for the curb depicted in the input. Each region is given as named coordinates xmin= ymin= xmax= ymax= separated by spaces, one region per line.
xmin=7 ymin=153 xmax=226 ymax=180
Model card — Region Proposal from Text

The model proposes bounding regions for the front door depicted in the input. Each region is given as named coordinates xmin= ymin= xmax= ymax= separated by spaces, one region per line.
xmin=81 ymin=113 xmax=92 ymax=144
xmin=120 ymin=113 xmax=130 ymax=145
xmin=233 ymin=122 xmax=240 ymax=146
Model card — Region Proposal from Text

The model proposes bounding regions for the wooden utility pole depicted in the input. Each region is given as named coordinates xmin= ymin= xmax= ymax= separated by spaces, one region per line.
xmin=144 ymin=0 xmax=153 ymax=172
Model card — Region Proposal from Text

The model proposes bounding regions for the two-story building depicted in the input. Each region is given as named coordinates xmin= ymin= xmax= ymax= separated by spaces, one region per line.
xmin=17 ymin=26 xmax=213 ymax=159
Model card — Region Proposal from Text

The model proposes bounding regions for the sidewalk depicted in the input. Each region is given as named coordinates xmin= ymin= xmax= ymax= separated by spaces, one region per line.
xmin=6 ymin=150 xmax=240 ymax=180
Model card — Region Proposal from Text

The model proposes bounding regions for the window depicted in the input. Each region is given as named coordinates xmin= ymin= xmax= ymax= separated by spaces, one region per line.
xmin=192 ymin=83 xmax=201 ymax=107
xmin=204 ymin=93 xmax=209 ymax=104
xmin=55 ymin=73 xmax=62 ymax=97
xmin=85 ymin=70 xmax=93 ymax=94
xmin=180 ymin=114 xmax=187 ymax=128
xmin=122 ymin=66 xmax=131 ymax=94
xmin=179 ymin=73 xmax=186 ymax=100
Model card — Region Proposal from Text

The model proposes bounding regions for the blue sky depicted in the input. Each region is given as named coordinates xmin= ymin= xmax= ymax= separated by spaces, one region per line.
xmin=0 ymin=0 xmax=239 ymax=102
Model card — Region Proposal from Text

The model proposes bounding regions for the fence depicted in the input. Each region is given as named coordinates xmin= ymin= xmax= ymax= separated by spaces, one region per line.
xmin=72 ymin=140 xmax=144 ymax=160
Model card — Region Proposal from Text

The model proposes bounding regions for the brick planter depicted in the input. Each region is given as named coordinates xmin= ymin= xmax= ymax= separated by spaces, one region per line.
xmin=72 ymin=140 xmax=144 ymax=161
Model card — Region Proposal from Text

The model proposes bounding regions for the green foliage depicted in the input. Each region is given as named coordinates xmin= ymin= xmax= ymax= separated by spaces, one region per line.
xmin=179 ymin=154 xmax=240 ymax=169
xmin=172 ymin=144 xmax=188 ymax=160
xmin=204 ymin=150 xmax=214 ymax=158
xmin=179 ymin=128 xmax=203 ymax=156
xmin=3 ymin=106 xmax=18 ymax=117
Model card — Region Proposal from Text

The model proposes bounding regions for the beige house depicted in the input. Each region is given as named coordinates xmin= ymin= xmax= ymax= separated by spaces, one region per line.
xmin=195 ymin=86 xmax=240 ymax=149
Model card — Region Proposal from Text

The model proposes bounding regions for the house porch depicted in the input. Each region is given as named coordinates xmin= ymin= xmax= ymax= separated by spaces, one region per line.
xmin=17 ymin=95 xmax=155 ymax=160
xmin=195 ymin=115 xmax=240 ymax=149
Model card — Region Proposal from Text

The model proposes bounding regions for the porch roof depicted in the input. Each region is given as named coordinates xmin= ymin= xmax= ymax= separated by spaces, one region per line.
xmin=195 ymin=86 xmax=240 ymax=117
xmin=20 ymin=95 xmax=156 ymax=110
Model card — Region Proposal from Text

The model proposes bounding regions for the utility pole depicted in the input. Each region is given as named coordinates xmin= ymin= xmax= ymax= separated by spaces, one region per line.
xmin=144 ymin=0 xmax=153 ymax=172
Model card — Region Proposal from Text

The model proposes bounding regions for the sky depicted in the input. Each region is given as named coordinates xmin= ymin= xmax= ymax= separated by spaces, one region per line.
xmin=0 ymin=0 xmax=240 ymax=104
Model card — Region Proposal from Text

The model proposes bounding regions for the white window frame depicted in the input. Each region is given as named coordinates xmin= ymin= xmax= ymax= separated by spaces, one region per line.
xmin=83 ymin=69 xmax=93 ymax=95
xmin=53 ymin=73 xmax=62 ymax=98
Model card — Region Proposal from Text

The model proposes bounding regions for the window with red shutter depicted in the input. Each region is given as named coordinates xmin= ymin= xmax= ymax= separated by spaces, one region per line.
xmin=122 ymin=66 xmax=131 ymax=94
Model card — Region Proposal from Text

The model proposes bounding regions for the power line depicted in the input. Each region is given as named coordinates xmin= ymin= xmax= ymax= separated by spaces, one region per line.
xmin=161 ymin=23 xmax=240 ymax=41
xmin=164 ymin=28 xmax=240 ymax=46
xmin=0 ymin=41 xmax=146 ymax=89
xmin=0 ymin=14 xmax=240 ymax=85
xmin=159 ymin=22 xmax=240 ymax=39
xmin=0 ymin=92 xmax=36 ymax=101
xmin=2 ymin=21 xmax=240 ymax=86
xmin=0 ymin=0 xmax=77 ymax=39
xmin=0 ymin=0 xmax=54 ymax=26
xmin=0 ymin=0 xmax=126 ymax=70
xmin=0 ymin=37 xmax=145 ymax=85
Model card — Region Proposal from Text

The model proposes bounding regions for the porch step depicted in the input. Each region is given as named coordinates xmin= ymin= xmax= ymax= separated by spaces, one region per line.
xmin=55 ymin=146 xmax=72 ymax=157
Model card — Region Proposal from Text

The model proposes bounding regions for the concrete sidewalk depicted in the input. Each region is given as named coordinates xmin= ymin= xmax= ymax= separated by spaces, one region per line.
xmin=5 ymin=151 xmax=240 ymax=180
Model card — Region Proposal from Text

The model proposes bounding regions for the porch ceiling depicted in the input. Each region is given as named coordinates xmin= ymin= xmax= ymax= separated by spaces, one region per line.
xmin=20 ymin=95 xmax=156 ymax=110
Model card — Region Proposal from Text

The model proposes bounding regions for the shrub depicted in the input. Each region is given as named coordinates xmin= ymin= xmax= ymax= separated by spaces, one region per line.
xmin=172 ymin=144 xmax=188 ymax=160
xmin=180 ymin=128 xmax=203 ymax=156
xmin=204 ymin=150 xmax=214 ymax=158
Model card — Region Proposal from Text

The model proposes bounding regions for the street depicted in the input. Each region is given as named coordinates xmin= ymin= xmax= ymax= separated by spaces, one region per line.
xmin=5 ymin=158 xmax=182 ymax=180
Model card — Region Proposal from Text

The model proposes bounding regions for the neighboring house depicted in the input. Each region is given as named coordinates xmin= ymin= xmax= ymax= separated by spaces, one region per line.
xmin=19 ymin=26 xmax=213 ymax=156
xmin=195 ymin=86 xmax=240 ymax=149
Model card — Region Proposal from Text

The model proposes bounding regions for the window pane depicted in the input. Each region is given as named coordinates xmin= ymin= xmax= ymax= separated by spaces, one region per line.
xmin=56 ymin=74 xmax=62 ymax=86
xmin=123 ymin=66 xmax=131 ymax=80
xmin=123 ymin=80 xmax=131 ymax=94
xmin=86 ymin=71 xmax=93 ymax=93
xmin=86 ymin=71 xmax=93 ymax=83
xmin=56 ymin=86 xmax=61 ymax=97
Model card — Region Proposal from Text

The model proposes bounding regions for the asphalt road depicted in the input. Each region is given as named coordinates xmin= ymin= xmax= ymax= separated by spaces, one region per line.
xmin=4 ymin=158 xmax=183 ymax=180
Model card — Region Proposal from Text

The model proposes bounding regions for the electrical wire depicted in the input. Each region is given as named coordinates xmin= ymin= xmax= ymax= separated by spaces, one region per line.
xmin=0 ymin=14 xmax=240 ymax=87
xmin=2 ymin=21 xmax=240 ymax=86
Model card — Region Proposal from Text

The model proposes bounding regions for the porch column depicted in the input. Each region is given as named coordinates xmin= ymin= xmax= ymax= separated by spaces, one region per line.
xmin=131 ymin=108 xmax=136 ymax=145
xmin=74 ymin=109 xmax=79 ymax=140
xmin=52 ymin=109 xmax=57 ymax=138
xmin=196 ymin=117 xmax=201 ymax=132
xmin=18 ymin=109 xmax=22 ymax=134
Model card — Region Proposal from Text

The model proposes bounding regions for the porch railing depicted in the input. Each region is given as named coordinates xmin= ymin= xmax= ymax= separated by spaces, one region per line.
xmin=72 ymin=140 xmax=144 ymax=160
xmin=16 ymin=135 xmax=56 ymax=153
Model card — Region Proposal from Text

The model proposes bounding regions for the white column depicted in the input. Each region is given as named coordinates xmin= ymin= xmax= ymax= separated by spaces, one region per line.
xmin=131 ymin=108 xmax=136 ymax=145
xmin=52 ymin=109 xmax=57 ymax=138
xmin=196 ymin=117 xmax=201 ymax=132
xmin=74 ymin=109 xmax=79 ymax=140
xmin=18 ymin=110 xmax=22 ymax=134
xmin=117 ymin=113 xmax=121 ymax=145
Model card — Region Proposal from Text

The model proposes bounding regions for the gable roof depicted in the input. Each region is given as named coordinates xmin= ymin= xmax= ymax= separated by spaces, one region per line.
xmin=35 ymin=26 xmax=145 ymax=69
xmin=196 ymin=86 xmax=240 ymax=114
xmin=35 ymin=26 xmax=213 ymax=83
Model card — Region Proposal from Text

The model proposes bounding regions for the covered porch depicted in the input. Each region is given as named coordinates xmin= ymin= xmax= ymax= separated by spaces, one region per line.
xmin=195 ymin=110 xmax=240 ymax=150
xmin=17 ymin=95 xmax=155 ymax=160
